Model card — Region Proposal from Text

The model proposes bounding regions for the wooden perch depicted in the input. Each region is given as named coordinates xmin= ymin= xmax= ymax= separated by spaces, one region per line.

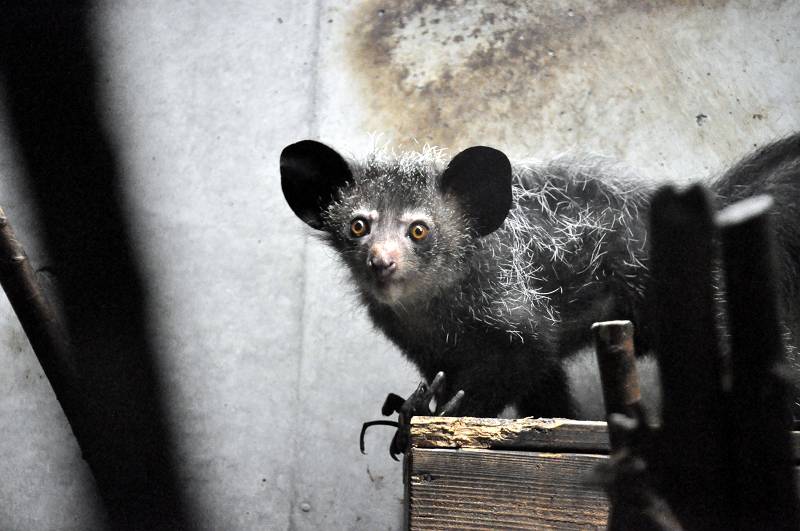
xmin=649 ymin=185 xmax=731 ymax=529
xmin=408 ymin=416 xmax=800 ymax=530
xmin=411 ymin=416 xmax=610 ymax=452
xmin=592 ymin=320 xmax=643 ymax=453
xmin=0 ymin=207 xmax=87 ymax=443
xmin=718 ymin=194 xmax=800 ymax=528
xmin=592 ymin=320 xmax=640 ymax=417
xmin=408 ymin=416 xmax=612 ymax=529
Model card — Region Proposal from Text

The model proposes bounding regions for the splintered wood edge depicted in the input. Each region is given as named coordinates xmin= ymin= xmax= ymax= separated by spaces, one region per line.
xmin=410 ymin=416 xmax=611 ymax=452
xmin=411 ymin=417 xmax=800 ymax=459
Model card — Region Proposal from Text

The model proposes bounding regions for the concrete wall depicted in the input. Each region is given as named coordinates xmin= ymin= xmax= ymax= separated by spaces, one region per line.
xmin=0 ymin=1 xmax=797 ymax=529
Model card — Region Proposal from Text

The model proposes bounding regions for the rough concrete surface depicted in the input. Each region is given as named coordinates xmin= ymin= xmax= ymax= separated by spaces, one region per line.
xmin=0 ymin=1 xmax=798 ymax=530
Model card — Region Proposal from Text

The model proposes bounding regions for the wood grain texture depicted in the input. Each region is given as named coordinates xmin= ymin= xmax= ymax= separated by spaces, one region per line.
xmin=406 ymin=418 xmax=800 ymax=529
xmin=410 ymin=417 xmax=610 ymax=454
xmin=407 ymin=448 xmax=608 ymax=530
xmin=411 ymin=417 xmax=800 ymax=461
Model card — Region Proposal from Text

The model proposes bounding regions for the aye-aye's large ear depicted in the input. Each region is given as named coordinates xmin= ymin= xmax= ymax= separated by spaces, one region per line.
xmin=280 ymin=140 xmax=354 ymax=229
xmin=439 ymin=146 xmax=512 ymax=236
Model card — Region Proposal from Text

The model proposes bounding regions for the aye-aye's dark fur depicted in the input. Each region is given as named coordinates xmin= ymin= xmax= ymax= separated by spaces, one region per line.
xmin=280 ymin=134 xmax=800 ymax=419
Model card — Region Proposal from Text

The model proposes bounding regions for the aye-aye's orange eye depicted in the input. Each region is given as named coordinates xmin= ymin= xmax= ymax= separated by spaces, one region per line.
xmin=409 ymin=222 xmax=430 ymax=242
xmin=350 ymin=218 xmax=370 ymax=237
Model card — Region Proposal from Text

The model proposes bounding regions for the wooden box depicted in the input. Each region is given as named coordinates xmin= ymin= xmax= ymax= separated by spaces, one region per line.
xmin=405 ymin=416 xmax=800 ymax=530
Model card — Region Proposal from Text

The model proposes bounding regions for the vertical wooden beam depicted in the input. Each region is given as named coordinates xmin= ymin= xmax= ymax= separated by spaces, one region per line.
xmin=592 ymin=319 xmax=642 ymax=455
xmin=648 ymin=184 xmax=733 ymax=529
xmin=718 ymin=195 xmax=800 ymax=529
xmin=593 ymin=320 xmax=683 ymax=530
xmin=593 ymin=322 xmax=640 ymax=415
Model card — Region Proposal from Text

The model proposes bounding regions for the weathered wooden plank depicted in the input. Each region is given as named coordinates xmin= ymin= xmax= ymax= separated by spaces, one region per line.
xmin=411 ymin=417 xmax=800 ymax=461
xmin=407 ymin=448 xmax=608 ymax=530
xmin=410 ymin=417 xmax=610 ymax=453
xmin=718 ymin=196 xmax=800 ymax=528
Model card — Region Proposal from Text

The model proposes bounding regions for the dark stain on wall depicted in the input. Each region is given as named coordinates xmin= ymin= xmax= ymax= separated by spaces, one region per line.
xmin=346 ymin=0 xmax=733 ymax=153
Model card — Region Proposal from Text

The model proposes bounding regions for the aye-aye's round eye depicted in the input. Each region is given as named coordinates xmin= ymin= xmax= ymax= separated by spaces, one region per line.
xmin=350 ymin=218 xmax=370 ymax=238
xmin=408 ymin=222 xmax=430 ymax=242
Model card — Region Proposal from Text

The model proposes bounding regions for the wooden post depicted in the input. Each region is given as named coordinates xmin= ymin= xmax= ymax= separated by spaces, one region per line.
xmin=718 ymin=195 xmax=800 ymax=529
xmin=592 ymin=320 xmax=641 ymax=449
xmin=593 ymin=320 xmax=684 ymax=530
xmin=0 ymin=207 xmax=88 ymax=440
xmin=648 ymin=185 xmax=733 ymax=529
xmin=592 ymin=320 xmax=640 ymax=415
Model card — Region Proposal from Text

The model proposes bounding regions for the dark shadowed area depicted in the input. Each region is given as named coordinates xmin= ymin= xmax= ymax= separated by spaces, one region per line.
xmin=0 ymin=3 xmax=189 ymax=529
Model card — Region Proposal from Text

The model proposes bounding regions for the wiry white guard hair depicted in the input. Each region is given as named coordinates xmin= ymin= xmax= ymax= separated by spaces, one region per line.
xmin=472 ymin=154 xmax=653 ymax=339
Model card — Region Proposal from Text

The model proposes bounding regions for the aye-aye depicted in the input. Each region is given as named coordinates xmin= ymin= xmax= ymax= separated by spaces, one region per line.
xmin=280 ymin=134 xmax=800 ymax=419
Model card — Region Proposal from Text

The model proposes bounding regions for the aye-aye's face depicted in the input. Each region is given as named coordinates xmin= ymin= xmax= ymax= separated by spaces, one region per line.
xmin=281 ymin=140 xmax=513 ymax=306
xmin=324 ymin=172 xmax=474 ymax=306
